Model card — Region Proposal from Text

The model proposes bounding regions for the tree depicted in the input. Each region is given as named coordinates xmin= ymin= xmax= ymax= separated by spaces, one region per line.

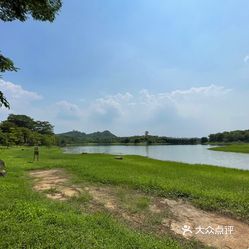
xmin=201 ymin=137 xmax=208 ymax=144
xmin=0 ymin=120 xmax=15 ymax=133
xmin=0 ymin=129 xmax=8 ymax=145
xmin=7 ymin=114 xmax=35 ymax=129
xmin=0 ymin=114 xmax=56 ymax=146
xmin=0 ymin=0 xmax=62 ymax=108
xmin=34 ymin=121 xmax=54 ymax=135
xmin=40 ymin=134 xmax=56 ymax=146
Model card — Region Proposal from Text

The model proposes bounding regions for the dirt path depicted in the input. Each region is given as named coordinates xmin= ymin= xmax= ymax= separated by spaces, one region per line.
xmin=161 ymin=199 xmax=249 ymax=249
xmin=29 ymin=169 xmax=81 ymax=200
xmin=29 ymin=169 xmax=249 ymax=249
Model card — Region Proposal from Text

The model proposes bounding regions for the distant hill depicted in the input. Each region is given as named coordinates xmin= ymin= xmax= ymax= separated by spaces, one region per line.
xmin=56 ymin=130 xmax=117 ymax=145
xmin=56 ymin=130 xmax=201 ymax=146
xmin=58 ymin=130 xmax=87 ymax=138
xmin=87 ymin=130 xmax=117 ymax=140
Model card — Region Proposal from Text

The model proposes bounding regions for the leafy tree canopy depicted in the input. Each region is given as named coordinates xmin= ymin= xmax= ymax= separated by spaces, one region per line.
xmin=7 ymin=114 xmax=35 ymax=130
xmin=0 ymin=90 xmax=10 ymax=109
xmin=34 ymin=120 xmax=54 ymax=135
xmin=0 ymin=0 xmax=62 ymax=22
xmin=2 ymin=114 xmax=54 ymax=134
xmin=209 ymin=130 xmax=249 ymax=143
xmin=0 ymin=114 xmax=55 ymax=146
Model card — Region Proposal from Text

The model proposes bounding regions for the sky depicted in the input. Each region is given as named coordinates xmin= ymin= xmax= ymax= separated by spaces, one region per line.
xmin=1 ymin=0 xmax=249 ymax=137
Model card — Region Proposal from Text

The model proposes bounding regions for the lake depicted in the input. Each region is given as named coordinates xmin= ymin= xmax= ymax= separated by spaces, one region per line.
xmin=64 ymin=145 xmax=249 ymax=170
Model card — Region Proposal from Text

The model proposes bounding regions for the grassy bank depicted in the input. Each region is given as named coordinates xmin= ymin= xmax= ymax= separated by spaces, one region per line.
xmin=1 ymin=147 xmax=249 ymax=248
xmin=209 ymin=143 xmax=249 ymax=153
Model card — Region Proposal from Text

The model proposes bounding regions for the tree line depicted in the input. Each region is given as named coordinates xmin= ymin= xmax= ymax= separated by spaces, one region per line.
xmin=0 ymin=114 xmax=56 ymax=146
xmin=118 ymin=135 xmax=201 ymax=145
xmin=209 ymin=130 xmax=249 ymax=143
xmin=56 ymin=130 xmax=205 ymax=146
xmin=3 ymin=115 xmax=249 ymax=146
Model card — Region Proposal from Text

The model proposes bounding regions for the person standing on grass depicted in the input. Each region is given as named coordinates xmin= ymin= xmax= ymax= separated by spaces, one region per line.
xmin=33 ymin=146 xmax=39 ymax=161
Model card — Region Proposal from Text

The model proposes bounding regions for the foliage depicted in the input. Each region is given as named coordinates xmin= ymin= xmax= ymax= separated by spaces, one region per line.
xmin=0 ymin=0 xmax=62 ymax=22
xmin=34 ymin=121 xmax=54 ymax=135
xmin=209 ymin=129 xmax=249 ymax=143
xmin=119 ymin=136 xmax=200 ymax=145
xmin=7 ymin=114 xmax=36 ymax=130
xmin=0 ymin=114 xmax=56 ymax=146
xmin=57 ymin=130 xmax=118 ymax=145
xmin=200 ymin=137 xmax=208 ymax=144
xmin=0 ymin=52 xmax=16 ymax=108
xmin=0 ymin=89 xmax=10 ymax=108
xmin=0 ymin=53 xmax=17 ymax=73
xmin=0 ymin=53 xmax=16 ymax=108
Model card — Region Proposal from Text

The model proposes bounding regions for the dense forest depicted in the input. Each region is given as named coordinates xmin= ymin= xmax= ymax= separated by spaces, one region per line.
xmin=209 ymin=130 xmax=249 ymax=143
xmin=0 ymin=114 xmax=56 ymax=146
xmin=57 ymin=130 xmax=203 ymax=146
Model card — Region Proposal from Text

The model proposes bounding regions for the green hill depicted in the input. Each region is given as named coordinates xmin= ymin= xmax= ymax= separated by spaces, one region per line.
xmin=56 ymin=130 xmax=117 ymax=145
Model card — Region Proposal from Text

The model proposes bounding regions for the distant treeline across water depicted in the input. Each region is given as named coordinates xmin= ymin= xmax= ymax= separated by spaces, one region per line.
xmin=1 ymin=114 xmax=248 ymax=146
xmin=209 ymin=130 xmax=249 ymax=143
xmin=56 ymin=130 xmax=207 ymax=146
xmin=57 ymin=129 xmax=249 ymax=146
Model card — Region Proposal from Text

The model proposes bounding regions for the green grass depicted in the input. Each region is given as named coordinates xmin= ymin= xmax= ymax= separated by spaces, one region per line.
xmin=209 ymin=143 xmax=249 ymax=153
xmin=0 ymin=147 xmax=185 ymax=249
xmin=1 ymin=146 xmax=249 ymax=248
xmin=116 ymin=189 xmax=150 ymax=213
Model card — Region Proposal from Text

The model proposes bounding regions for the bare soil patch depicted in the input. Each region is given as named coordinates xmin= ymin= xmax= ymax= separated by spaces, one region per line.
xmin=29 ymin=169 xmax=81 ymax=200
xmin=29 ymin=169 xmax=249 ymax=249
xmin=160 ymin=199 xmax=249 ymax=249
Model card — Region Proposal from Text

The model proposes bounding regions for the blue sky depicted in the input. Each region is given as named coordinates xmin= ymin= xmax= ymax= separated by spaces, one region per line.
xmin=1 ymin=0 xmax=249 ymax=136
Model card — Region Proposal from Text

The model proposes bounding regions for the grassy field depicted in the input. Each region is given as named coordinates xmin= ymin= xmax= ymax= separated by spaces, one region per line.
xmin=209 ymin=143 xmax=249 ymax=153
xmin=1 ymin=147 xmax=249 ymax=248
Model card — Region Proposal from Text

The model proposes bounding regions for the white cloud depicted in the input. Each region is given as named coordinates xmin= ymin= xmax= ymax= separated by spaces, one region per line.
xmin=169 ymin=84 xmax=231 ymax=98
xmin=0 ymin=79 xmax=43 ymax=119
xmin=1 ymin=80 xmax=247 ymax=137
xmin=0 ymin=79 xmax=42 ymax=101
xmin=62 ymin=84 xmax=235 ymax=136
xmin=92 ymin=93 xmax=133 ymax=115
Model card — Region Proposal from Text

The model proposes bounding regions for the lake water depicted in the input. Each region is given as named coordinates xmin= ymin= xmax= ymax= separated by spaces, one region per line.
xmin=64 ymin=145 xmax=249 ymax=170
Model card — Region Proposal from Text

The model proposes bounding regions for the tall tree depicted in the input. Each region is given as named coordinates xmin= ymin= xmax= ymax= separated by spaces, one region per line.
xmin=7 ymin=114 xmax=35 ymax=129
xmin=0 ymin=0 xmax=62 ymax=108
xmin=0 ymin=114 xmax=56 ymax=146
